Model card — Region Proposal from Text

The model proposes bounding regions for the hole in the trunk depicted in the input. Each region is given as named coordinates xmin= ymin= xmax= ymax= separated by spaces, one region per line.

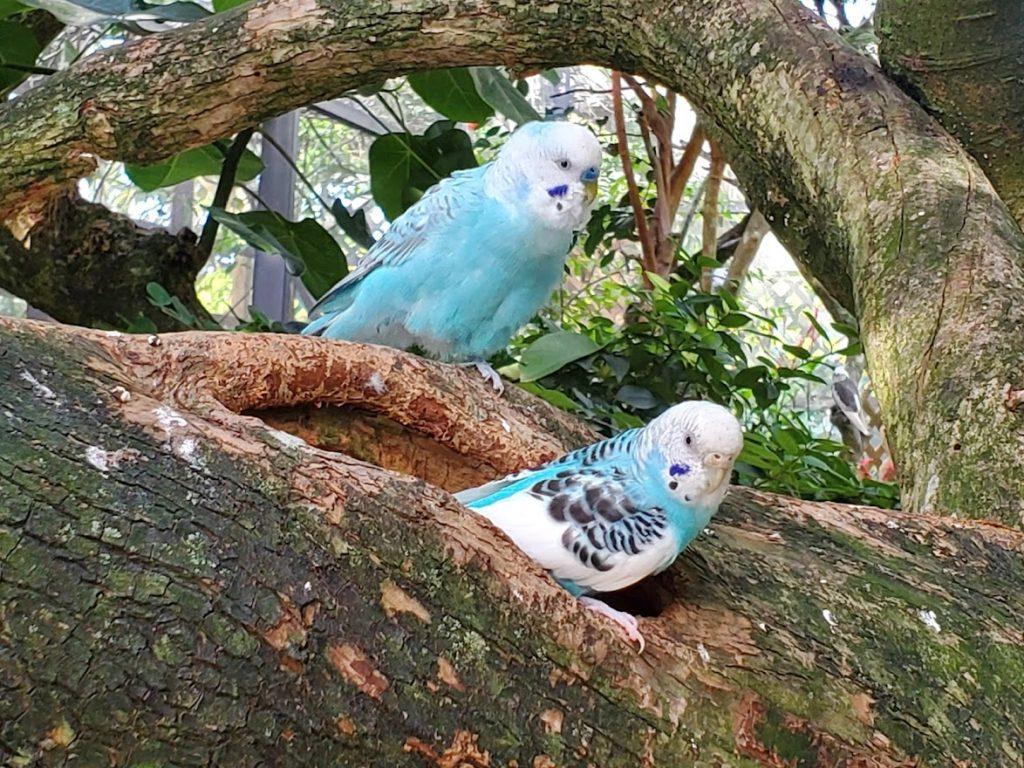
xmin=248 ymin=404 xmax=499 ymax=492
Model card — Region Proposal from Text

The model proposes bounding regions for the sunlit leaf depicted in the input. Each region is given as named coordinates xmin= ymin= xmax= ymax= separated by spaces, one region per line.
xmin=207 ymin=208 xmax=348 ymax=299
xmin=469 ymin=67 xmax=541 ymax=125
xmin=519 ymin=330 xmax=606 ymax=382
xmin=408 ymin=68 xmax=494 ymax=124
xmin=125 ymin=142 xmax=262 ymax=191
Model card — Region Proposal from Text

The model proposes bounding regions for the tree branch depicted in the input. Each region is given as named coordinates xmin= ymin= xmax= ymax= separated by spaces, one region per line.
xmin=876 ymin=0 xmax=1024 ymax=231
xmin=3 ymin=315 xmax=1024 ymax=764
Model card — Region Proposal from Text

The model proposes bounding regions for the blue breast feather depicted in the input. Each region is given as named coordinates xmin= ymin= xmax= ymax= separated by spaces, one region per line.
xmin=303 ymin=164 xmax=573 ymax=361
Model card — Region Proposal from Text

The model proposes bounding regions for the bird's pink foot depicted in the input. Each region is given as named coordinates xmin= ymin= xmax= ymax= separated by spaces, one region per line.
xmin=459 ymin=361 xmax=504 ymax=394
xmin=579 ymin=596 xmax=645 ymax=653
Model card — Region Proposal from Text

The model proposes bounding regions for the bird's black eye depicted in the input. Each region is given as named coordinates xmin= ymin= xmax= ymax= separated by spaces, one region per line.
xmin=669 ymin=480 xmax=679 ymax=490
xmin=685 ymin=435 xmax=692 ymax=446
xmin=558 ymin=159 xmax=570 ymax=169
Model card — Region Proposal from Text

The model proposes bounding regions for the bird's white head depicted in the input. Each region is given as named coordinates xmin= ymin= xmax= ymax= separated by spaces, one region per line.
xmin=641 ymin=401 xmax=744 ymax=509
xmin=488 ymin=120 xmax=603 ymax=231
xmin=833 ymin=364 xmax=850 ymax=381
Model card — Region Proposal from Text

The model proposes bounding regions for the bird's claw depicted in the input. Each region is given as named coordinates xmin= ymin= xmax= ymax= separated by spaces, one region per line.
xmin=461 ymin=361 xmax=504 ymax=395
xmin=579 ymin=596 xmax=645 ymax=653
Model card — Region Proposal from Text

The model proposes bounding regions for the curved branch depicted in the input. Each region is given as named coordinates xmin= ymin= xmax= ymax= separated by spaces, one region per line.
xmin=2 ymin=316 xmax=1023 ymax=764
xmin=876 ymin=0 xmax=1024 ymax=230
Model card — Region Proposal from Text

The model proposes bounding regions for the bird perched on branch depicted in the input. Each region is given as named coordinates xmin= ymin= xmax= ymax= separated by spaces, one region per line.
xmin=303 ymin=121 xmax=602 ymax=393
xmin=830 ymin=364 xmax=870 ymax=463
xmin=456 ymin=401 xmax=743 ymax=650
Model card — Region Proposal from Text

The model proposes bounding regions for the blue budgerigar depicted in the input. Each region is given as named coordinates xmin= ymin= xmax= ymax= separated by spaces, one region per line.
xmin=303 ymin=121 xmax=603 ymax=392
xmin=456 ymin=401 xmax=743 ymax=650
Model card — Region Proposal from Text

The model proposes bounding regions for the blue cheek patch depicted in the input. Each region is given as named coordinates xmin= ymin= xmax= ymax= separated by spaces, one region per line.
xmin=547 ymin=184 xmax=569 ymax=199
xmin=669 ymin=463 xmax=691 ymax=477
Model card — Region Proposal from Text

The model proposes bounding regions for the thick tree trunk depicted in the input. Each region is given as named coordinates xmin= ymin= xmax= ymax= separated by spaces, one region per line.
xmin=2 ymin=317 xmax=1023 ymax=766
xmin=0 ymin=191 xmax=211 ymax=331
xmin=875 ymin=0 xmax=1024 ymax=231
xmin=1 ymin=0 xmax=1022 ymax=525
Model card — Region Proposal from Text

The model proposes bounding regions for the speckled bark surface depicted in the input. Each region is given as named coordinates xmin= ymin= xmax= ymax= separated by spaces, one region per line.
xmin=0 ymin=192 xmax=209 ymax=331
xmin=2 ymin=318 xmax=1022 ymax=765
xmin=876 ymin=0 xmax=1024 ymax=232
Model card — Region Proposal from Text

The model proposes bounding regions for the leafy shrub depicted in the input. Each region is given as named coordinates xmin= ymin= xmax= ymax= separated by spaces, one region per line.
xmin=504 ymin=271 xmax=899 ymax=508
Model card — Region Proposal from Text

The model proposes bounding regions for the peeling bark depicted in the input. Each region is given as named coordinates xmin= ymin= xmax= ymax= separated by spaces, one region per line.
xmin=1 ymin=317 xmax=1023 ymax=765
xmin=876 ymin=0 xmax=1024 ymax=231
xmin=0 ymin=191 xmax=211 ymax=331
xmin=0 ymin=0 xmax=1022 ymax=524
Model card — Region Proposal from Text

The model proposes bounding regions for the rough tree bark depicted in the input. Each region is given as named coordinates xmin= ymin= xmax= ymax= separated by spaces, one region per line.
xmin=2 ymin=317 xmax=1023 ymax=766
xmin=875 ymin=0 xmax=1024 ymax=231
xmin=0 ymin=0 xmax=1022 ymax=525
xmin=0 ymin=191 xmax=211 ymax=331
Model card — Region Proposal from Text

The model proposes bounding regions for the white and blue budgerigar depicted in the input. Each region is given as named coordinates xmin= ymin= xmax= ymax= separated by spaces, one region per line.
xmin=303 ymin=121 xmax=603 ymax=393
xmin=456 ymin=401 xmax=743 ymax=650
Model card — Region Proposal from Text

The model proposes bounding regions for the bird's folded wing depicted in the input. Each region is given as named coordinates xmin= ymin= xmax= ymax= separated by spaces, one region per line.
xmin=454 ymin=428 xmax=641 ymax=508
xmin=307 ymin=165 xmax=489 ymax=320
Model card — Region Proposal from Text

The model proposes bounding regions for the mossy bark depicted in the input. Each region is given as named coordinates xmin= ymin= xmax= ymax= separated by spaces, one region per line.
xmin=2 ymin=318 xmax=1023 ymax=765
xmin=0 ymin=0 xmax=1021 ymax=525
xmin=0 ymin=192 xmax=211 ymax=331
xmin=875 ymin=0 xmax=1024 ymax=232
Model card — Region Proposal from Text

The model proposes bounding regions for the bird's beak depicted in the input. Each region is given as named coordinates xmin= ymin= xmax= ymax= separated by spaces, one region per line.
xmin=703 ymin=452 xmax=732 ymax=492
xmin=583 ymin=180 xmax=598 ymax=205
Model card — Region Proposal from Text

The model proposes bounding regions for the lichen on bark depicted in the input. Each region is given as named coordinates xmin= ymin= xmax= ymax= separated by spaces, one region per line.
xmin=1 ymin=318 xmax=1023 ymax=765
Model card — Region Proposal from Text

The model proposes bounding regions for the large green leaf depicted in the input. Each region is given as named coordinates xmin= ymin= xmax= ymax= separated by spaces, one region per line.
xmin=125 ymin=142 xmax=262 ymax=192
xmin=368 ymin=121 xmax=477 ymax=220
xmin=519 ymin=330 xmax=606 ymax=382
xmin=330 ymin=199 xmax=374 ymax=250
xmin=469 ymin=67 xmax=541 ymax=125
xmin=21 ymin=0 xmax=207 ymax=24
xmin=0 ymin=1 xmax=28 ymax=18
xmin=0 ymin=19 xmax=42 ymax=92
xmin=408 ymin=68 xmax=494 ymax=124
xmin=207 ymin=208 xmax=348 ymax=299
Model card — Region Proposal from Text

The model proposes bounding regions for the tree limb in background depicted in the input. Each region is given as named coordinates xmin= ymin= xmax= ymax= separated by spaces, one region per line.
xmin=0 ymin=192 xmax=212 ymax=331
xmin=723 ymin=209 xmax=771 ymax=292
xmin=876 ymin=0 xmax=1024 ymax=231
xmin=611 ymin=72 xmax=656 ymax=279
xmin=197 ymin=127 xmax=256 ymax=256
xmin=699 ymin=140 xmax=725 ymax=292
xmin=2 ymin=315 xmax=1023 ymax=764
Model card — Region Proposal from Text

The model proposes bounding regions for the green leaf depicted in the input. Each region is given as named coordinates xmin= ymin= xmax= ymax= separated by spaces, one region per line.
xmin=145 ymin=282 xmax=173 ymax=307
xmin=0 ymin=1 xmax=27 ymax=18
xmin=207 ymin=208 xmax=348 ymax=299
xmin=468 ymin=67 xmax=541 ymax=125
xmin=783 ymin=343 xmax=811 ymax=360
xmin=211 ymin=0 xmax=246 ymax=10
xmin=126 ymin=142 xmax=262 ymax=192
xmin=838 ymin=341 xmax=863 ymax=357
xmin=645 ymin=272 xmax=672 ymax=293
xmin=615 ymin=385 xmax=659 ymax=410
xmin=718 ymin=312 xmax=751 ymax=328
xmin=330 ymin=199 xmax=374 ymax=250
xmin=519 ymin=330 xmax=606 ymax=382
xmin=518 ymin=382 xmax=579 ymax=412
xmin=408 ymin=68 xmax=494 ymax=124
xmin=0 ymin=20 xmax=42 ymax=92
xmin=368 ymin=122 xmax=476 ymax=220
xmin=22 ymin=0 xmax=208 ymax=24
